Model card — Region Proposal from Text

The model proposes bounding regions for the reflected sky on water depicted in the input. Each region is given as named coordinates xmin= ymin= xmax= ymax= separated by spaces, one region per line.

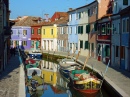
xmin=26 ymin=59 xmax=110 ymax=97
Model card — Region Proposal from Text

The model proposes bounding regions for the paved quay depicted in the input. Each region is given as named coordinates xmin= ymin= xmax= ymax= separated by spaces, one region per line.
xmin=0 ymin=53 xmax=25 ymax=97
xmin=42 ymin=50 xmax=130 ymax=97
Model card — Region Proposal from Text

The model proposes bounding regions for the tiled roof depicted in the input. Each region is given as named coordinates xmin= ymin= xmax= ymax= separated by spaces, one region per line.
xmin=13 ymin=16 xmax=42 ymax=26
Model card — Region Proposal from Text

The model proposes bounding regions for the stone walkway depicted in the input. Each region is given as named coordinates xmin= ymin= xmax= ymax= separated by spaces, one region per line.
xmin=43 ymin=50 xmax=130 ymax=97
xmin=0 ymin=55 xmax=20 ymax=97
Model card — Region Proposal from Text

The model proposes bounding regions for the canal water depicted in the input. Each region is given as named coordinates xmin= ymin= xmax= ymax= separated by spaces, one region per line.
xmin=26 ymin=59 xmax=110 ymax=97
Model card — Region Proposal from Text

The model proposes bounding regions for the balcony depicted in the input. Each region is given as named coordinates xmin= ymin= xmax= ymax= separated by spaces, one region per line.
xmin=4 ymin=26 xmax=12 ymax=36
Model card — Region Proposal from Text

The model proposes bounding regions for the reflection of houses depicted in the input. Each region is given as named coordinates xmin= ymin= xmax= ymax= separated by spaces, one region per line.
xmin=119 ymin=6 xmax=130 ymax=71
xmin=41 ymin=60 xmax=58 ymax=86
xmin=11 ymin=16 xmax=42 ymax=50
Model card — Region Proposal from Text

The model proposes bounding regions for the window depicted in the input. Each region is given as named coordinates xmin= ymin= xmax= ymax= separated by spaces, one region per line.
xmin=120 ymin=46 xmax=125 ymax=59
xmin=126 ymin=18 xmax=129 ymax=32
xmin=16 ymin=41 xmax=19 ymax=45
xmin=80 ymin=40 xmax=83 ymax=48
xmin=107 ymin=23 xmax=110 ymax=35
xmin=101 ymin=24 xmax=106 ymax=34
xmin=116 ymin=46 xmax=119 ymax=57
xmin=123 ymin=0 xmax=128 ymax=5
xmin=50 ymin=75 xmax=53 ymax=81
xmin=105 ymin=45 xmax=110 ymax=57
xmin=23 ymin=30 xmax=27 ymax=36
xmin=79 ymin=12 xmax=81 ymax=19
xmin=85 ymin=41 xmax=89 ymax=49
xmin=31 ymin=29 xmax=34 ymax=35
xmin=123 ymin=19 xmax=126 ymax=33
xmin=70 ymin=43 xmax=72 ymax=49
xmin=31 ymin=41 xmax=34 ymax=46
xmin=51 ymin=29 xmax=53 ymax=35
xmin=86 ymin=24 xmax=90 ymax=33
xmin=112 ymin=24 xmax=115 ymax=34
xmin=43 ymin=29 xmax=45 ymax=35
xmin=38 ymin=28 xmax=41 ymax=35
xmin=88 ymin=9 xmax=90 ymax=16
xmin=22 ymin=41 xmax=27 ymax=46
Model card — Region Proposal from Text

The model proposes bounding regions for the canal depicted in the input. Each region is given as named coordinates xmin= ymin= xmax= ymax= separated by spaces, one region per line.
xmin=26 ymin=58 xmax=110 ymax=97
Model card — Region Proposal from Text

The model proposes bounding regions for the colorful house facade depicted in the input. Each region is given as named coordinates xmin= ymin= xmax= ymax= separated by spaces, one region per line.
xmin=11 ymin=26 xmax=31 ymax=50
xmin=87 ymin=1 xmax=98 ymax=58
xmin=31 ymin=24 xmax=41 ymax=50
xmin=56 ymin=17 xmax=69 ymax=52
xmin=41 ymin=22 xmax=58 ymax=51
xmin=11 ymin=16 xmax=42 ymax=51
xmin=120 ymin=6 xmax=130 ymax=71
xmin=67 ymin=8 xmax=79 ymax=54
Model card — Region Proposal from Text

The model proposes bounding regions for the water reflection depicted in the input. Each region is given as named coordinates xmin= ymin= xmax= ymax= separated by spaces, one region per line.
xmin=26 ymin=59 xmax=109 ymax=97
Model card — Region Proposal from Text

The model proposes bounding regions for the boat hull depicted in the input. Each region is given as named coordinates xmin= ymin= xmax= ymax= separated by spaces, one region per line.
xmin=74 ymin=87 xmax=99 ymax=97
xmin=28 ymin=54 xmax=42 ymax=60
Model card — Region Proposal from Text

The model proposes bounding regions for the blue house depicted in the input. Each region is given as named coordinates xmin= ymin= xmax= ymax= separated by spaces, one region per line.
xmin=67 ymin=8 xmax=79 ymax=54
xmin=120 ymin=6 xmax=130 ymax=71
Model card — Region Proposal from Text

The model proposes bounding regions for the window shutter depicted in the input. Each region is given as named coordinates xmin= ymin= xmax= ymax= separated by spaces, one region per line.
xmin=81 ymin=26 xmax=83 ymax=34
xmin=85 ymin=41 xmax=88 ymax=49
xmin=78 ymin=26 xmax=80 ymax=34
xmin=123 ymin=0 xmax=128 ymax=5
xmin=88 ymin=24 xmax=90 ymax=33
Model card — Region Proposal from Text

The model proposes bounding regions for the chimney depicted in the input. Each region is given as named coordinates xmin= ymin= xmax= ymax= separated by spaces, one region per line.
xmin=44 ymin=14 xmax=49 ymax=22
xmin=69 ymin=8 xmax=73 ymax=11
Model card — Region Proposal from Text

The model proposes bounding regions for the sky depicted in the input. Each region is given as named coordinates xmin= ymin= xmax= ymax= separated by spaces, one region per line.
xmin=9 ymin=0 xmax=94 ymax=19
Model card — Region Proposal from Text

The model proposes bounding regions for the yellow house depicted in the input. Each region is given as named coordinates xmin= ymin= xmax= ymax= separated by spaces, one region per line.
xmin=41 ymin=22 xmax=58 ymax=51
xmin=41 ymin=60 xmax=58 ymax=86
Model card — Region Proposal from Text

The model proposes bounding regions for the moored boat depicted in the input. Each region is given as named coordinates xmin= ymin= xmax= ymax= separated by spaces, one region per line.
xmin=68 ymin=69 xmax=103 ymax=97
xmin=26 ymin=68 xmax=44 ymax=91
xmin=28 ymin=50 xmax=42 ymax=60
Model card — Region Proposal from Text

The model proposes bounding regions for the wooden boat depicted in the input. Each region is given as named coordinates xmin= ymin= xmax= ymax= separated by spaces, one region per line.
xmin=28 ymin=50 xmax=42 ymax=60
xmin=26 ymin=68 xmax=44 ymax=91
xmin=68 ymin=56 xmax=103 ymax=97
xmin=25 ymin=60 xmax=42 ymax=70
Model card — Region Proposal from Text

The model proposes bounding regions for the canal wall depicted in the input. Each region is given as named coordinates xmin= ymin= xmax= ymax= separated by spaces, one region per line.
xmin=18 ymin=49 xmax=26 ymax=97
xmin=41 ymin=51 xmax=129 ymax=97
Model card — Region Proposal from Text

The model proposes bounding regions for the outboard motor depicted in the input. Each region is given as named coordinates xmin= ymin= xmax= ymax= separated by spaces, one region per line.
xmin=31 ymin=80 xmax=38 ymax=91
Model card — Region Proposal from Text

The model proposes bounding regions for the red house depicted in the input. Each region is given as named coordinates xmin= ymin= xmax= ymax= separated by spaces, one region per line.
xmin=31 ymin=23 xmax=42 ymax=50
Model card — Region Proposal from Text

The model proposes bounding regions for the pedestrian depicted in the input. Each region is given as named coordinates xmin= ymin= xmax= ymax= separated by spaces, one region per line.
xmin=10 ymin=47 xmax=13 ymax=57
xmin=13 ymin=47 xmax=16 ymax=56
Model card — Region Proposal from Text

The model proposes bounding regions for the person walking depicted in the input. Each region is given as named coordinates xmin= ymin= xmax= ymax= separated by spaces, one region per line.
xmin=13 ymin=47 xmax=16 ymax=56
xmin=10 ymin=47 xmax=13 ymax=57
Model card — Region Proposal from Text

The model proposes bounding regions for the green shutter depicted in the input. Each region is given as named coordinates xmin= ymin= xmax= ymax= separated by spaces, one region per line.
xmin=86 ymin=25 xmax=87 ymax=33
xmin=81 ymin=26 xmax=83 ymax=34
xmin=78 ymin=26 xmax=80 ymax=34
xmin=85 ymin=41 xmax=88 ymax=49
